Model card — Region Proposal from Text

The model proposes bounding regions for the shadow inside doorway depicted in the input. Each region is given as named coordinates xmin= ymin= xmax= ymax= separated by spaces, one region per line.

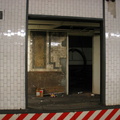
xmin=69 ymin=36 xmax=92 ymax=94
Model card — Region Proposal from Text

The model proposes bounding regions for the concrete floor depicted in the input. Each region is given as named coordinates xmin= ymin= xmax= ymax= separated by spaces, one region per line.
xmin=28 ymin=92 xmax=105 ymax=112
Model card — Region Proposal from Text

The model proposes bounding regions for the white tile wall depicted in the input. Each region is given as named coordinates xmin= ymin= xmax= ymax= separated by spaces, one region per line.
xmin=29 ymin=0 xmax=103 ymax=18
xmin=0 ymin=0 xmax=120 ymax=109
xmin=0 ymin=0 xmax=26 ymax=109
xmin=105 ymin=0 xmax=120 ymax=105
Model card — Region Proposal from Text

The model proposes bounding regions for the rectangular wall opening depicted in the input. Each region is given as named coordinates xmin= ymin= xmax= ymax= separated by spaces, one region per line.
xmin=27 ymin=17 xmax=103 ymax=111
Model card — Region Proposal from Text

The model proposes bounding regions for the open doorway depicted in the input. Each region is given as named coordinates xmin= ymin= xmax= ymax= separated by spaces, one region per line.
xmin=68 ymin=35 xmax=101 ymax=95
xmin=69 ymin=36 xmax=92 ymax=94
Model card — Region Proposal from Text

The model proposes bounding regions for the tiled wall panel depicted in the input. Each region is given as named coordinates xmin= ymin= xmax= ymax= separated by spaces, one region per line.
xmin=29 ymin=0 xmax=103 ymax=18
xmin=0 ymin=0 xmax=26 ymax=109
xmin=105 ymin=0 xmax=120 ymax=105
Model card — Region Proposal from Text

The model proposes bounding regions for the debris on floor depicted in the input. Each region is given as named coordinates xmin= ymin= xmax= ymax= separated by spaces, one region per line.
xmin=36 ymin=88 xmax=44 ymax=97
xmin=28 ymin=92 xmax=101 ymax=112
xmin=50 ymin=93 xmax=56 ymax=97
xmin=91 ymin=93 xmax=95 ymax=97
xmin=78 ymin=91 xmax=83 ymax=94
xmin=49 ymin=92 xmax=65 ymax=98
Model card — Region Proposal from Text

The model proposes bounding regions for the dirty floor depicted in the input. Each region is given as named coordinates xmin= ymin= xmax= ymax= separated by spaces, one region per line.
xmin=27 ymin=92 xmax=111 ymax=113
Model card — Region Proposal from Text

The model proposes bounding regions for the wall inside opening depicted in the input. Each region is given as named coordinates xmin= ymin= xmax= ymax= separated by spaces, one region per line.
xmin=28 ymin=31 xmax=67 ymax=95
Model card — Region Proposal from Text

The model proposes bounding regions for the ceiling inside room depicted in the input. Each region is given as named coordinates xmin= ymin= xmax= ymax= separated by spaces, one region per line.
xmin=28 ymin=20 xmax=100 ymax=36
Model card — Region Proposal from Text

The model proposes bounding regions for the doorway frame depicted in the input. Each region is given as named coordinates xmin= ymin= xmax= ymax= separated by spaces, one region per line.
xmin=27 ymin=15 xmax=105 ymax=107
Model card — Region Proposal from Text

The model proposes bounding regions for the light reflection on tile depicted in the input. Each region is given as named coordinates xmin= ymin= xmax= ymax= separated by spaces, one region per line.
xmin=3 ymin=30 xmax=25 ymax=37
